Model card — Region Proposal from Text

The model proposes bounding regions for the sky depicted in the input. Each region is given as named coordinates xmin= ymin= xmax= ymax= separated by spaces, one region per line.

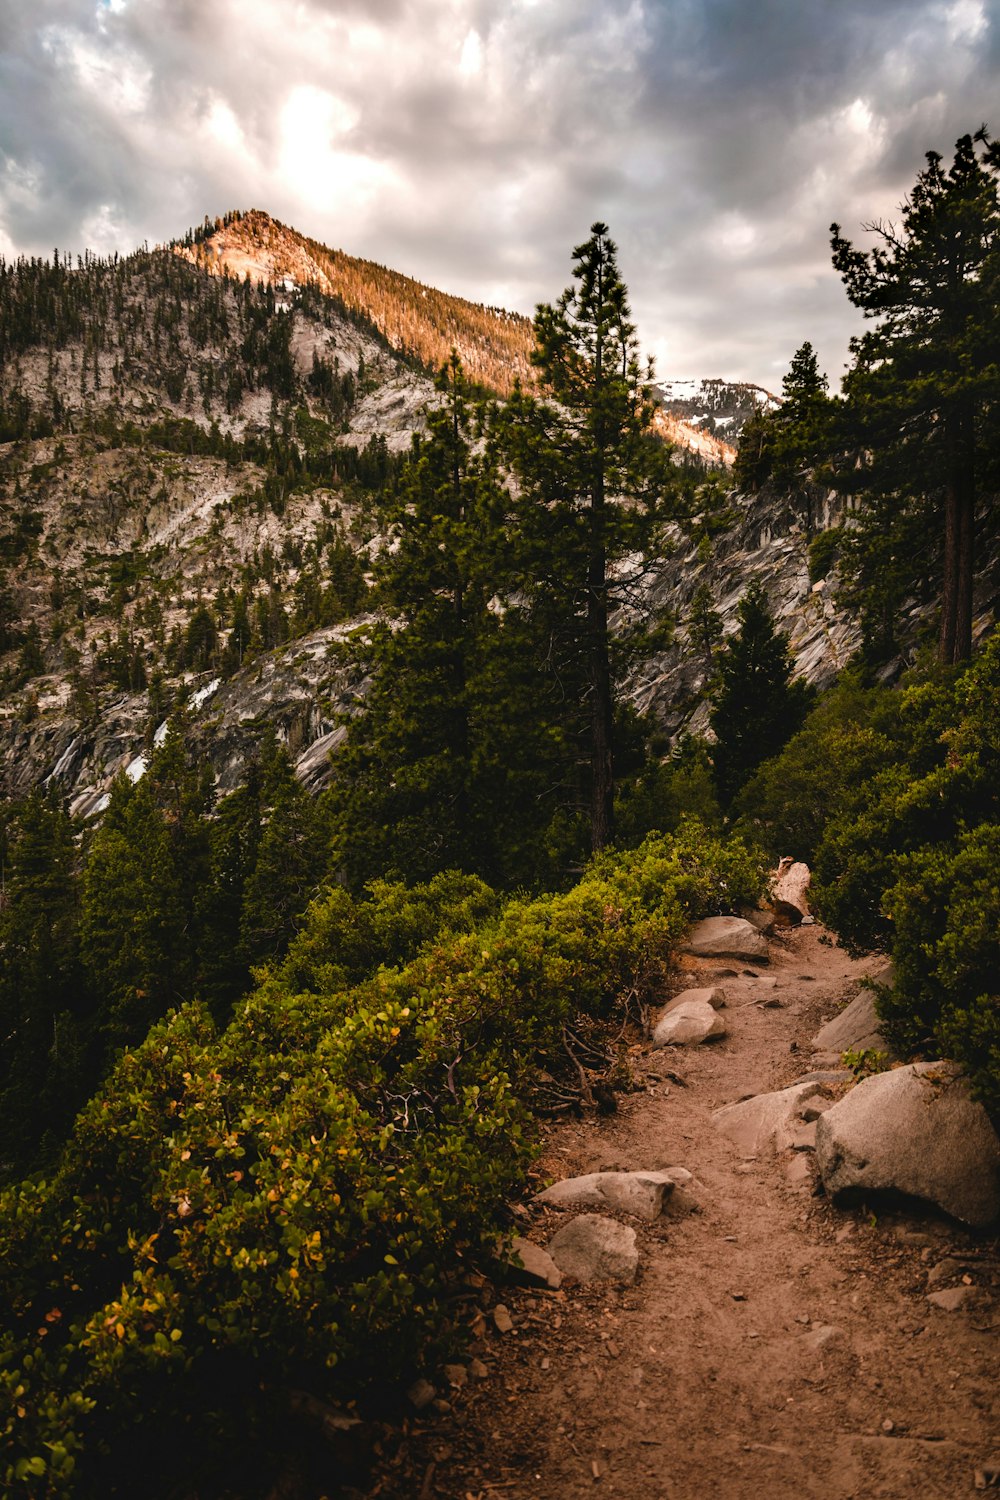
xmin=1 ymin=0 xmax=998 ymax=389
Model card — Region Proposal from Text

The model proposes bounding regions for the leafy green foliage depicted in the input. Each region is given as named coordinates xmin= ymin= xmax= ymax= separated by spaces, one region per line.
xmin=730 ymin=673 xmax=897 ymax=860
xmin=788 ymin=637 xmax=1000 ymax=1108
xmin=708 ymin=582 xmax=813 ymax=806
xmin=0 ymin=826 xmax=762 ymax=1498
xmin=829 ymin=131 xmax=1000 ymax=665
xmin=497 ymin=223 xmax=686 ymax=851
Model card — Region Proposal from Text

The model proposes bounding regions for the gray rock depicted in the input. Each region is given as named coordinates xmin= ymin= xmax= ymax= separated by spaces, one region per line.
xmin=926 ymin=1257 xmax=962 ymax=1288
xmin=772 ymin=858 xmax=812 ymax=921
xmin=741 ymin=907 xmax=777 ymax=936
xmin=811 ymin=988 xmax=889 ymax=1056
xmin=547 ymin=1215 xmax=639 ymax=1285
xmin=536 ymin=1169 xmax=682 ymax=1221
xmin=653 ymin=999 xmax=727 ymax=1047
xmin=815 ymin=1061 xmax=1000 ymax=1227
xmin=683 ymin=916 xmax=769 ymax=963
xmin=407 ymin=1378 xmax=437 ymax=1410
xmin=927 ymin=1286 xmax=976 ymax=1312
xmin=508 ymin=1236 xmax=563 ymax=1289
xmin=712 ymin=1082 xmax=832 ymax=1156
xmin=659 ymin=985 xmax=727 ymax=1015
xmin=492 ymin=1304 xmax=514 ymax=1333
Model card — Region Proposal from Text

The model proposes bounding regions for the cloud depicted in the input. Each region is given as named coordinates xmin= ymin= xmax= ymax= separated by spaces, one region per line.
xmin=1 ymin=0 xmax=998 ymax=383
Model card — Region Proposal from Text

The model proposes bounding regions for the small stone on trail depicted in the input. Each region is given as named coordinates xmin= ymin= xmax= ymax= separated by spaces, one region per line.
xmin=408 ymin=1378 xmax=437 ymax=1410
xmin=509 ymin=1235 xmax=563 ymax=1289
xmin=493 ymin=1304 xmax=514 ymax=1333
xmin=772 ymin=858 xmax=812 ymax=923
xmin=713 ymin=1081 xmax=831 ymax=1156
xmin=811 ymin=986 xmax=892 ymax=1057
xmin=547 ymin=1215 xmax=639 ymax=1286
xmin=653 ymin=1000 xmax=727 ymax=1047
xmin=926 ymin=1257 xmax=962 ymax=1288
xmin=536 ymin=1169 xmax=683 ymax=1221
xmin=882 ymin=1418 xmax=895 ymax=1434
xmin=927 ymin=1286 xmax=976 ymax=1312
xmin=443 ymin=1364 xmax=467 ymax=1388
xmin=659 ymin=985 xmax=728 ymax=1015
xmin=684 ymin=916 xmax=769 ymax=962
xmin=468 ymin=1358 xmax=488 ymax=1380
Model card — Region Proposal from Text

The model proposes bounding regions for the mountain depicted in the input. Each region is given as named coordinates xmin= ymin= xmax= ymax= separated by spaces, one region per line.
xmin=176 ymin=209 xmax=536 ymax=396
xmin=652 ymin=376 xmax=781 ymax=447
xmin=0 ymin=212 xmax=858 ymax=816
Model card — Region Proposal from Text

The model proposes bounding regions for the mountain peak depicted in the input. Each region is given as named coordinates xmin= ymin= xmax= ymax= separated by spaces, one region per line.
xmin=175 ymin=209 xmax=537 ymax=395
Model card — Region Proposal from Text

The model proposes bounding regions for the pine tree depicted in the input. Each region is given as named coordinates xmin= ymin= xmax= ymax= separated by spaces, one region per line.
xmin=830 ymin=130 xmax=1000 ymax=664
xmin=334 ymin=356 xmax=512 ymax=884
xmin=733 ymin=342 xmax=832 ymax=498
xmin=79 ymin=727 xmax=211 ymax=1051
xmin=498 ymin=223 xmax=681 ymax=852
xmin=0 ymin=791 xmax=84 ymax=1172
xmin=709 ymin=583 xmax=812 ymax=806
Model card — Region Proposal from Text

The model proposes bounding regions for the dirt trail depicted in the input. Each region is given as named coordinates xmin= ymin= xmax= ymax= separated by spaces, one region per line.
xmin=368 ymin=927 xmax=1000 ymax=1500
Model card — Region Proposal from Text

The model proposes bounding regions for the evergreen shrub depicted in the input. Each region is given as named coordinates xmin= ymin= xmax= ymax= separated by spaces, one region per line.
xmin=0 ymin=823 xmax=763 ymax=1497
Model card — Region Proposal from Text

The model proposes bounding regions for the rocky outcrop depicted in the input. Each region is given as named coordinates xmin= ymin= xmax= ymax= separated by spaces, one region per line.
xmin=815 ymin=1061 xmax=1000 ymax=1227
xmin=683 ymin=917 xmax=769 ymax=963
xmin=772 ymin=858 xmax=811 ymax=922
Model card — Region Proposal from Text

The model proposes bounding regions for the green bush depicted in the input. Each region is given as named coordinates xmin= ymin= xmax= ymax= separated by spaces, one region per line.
xmin=731 ymin=673 xmax=895 ymax=861
xmin=807 ymin=526 xmax=843 ymax=583
xmin=886 ymin=825 xmax=1000 ymax=1113
xmin=0 ymin=825 xmax=763 ymax=1497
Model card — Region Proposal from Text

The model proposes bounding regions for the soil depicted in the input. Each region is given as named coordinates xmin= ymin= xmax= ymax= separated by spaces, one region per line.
xmin=361 ymin=925 xmax=1000 ymax=1500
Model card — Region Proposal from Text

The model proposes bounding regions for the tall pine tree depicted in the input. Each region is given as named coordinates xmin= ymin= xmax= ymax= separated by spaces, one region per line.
xmin=498 ymin=223 xmax=681 ymax=852
xmin=831 ymin=130 xmax=1000 ymax=664
xmin=709 ymin=582 xmax=812 ymax=806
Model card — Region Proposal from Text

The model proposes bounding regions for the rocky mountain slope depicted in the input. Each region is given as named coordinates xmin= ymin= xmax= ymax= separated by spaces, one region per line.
xmin=0 ymin=217 xmax=861 ymax=816
xmin=653 ymin=375 xmax=781 ymax=444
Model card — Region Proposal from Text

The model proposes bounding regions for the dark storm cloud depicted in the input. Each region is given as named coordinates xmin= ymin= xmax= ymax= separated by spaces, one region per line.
xmin=1 ymin=0 xmax=998 ymax=382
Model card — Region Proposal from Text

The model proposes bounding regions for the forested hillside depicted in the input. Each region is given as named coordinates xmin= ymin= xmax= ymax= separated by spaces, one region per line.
xmin=0 ymin=130 xmax=999 ymax=1499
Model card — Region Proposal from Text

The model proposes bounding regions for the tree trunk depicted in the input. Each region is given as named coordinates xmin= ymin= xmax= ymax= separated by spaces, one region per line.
xmin=939 ymin=481 xmax=959 ymax=665
xmin=588 ymin=562 xmax=615 ymax=852
xmin=939 ymin=405 xmax=976 ymax=665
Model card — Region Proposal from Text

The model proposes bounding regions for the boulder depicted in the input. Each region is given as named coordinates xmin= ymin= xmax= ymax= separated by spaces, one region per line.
xmin=712 ymin=1081 xmax=832 ymax=1156
xmin=536 ymin=1168 xmax=683 ymax=1221
xmin=811 ymin=988 xmax=890 ymax=1057
xmin=659 ymin=985 xmax=727 ymax=1015
xmin=741 ymin=907 xmax=777 ymax=936
xmin=547 ymin=1215 xmax=639 ymax=1285
xmin=652 ymin=999 xmax=727 ymax=1047
xmin=772 ymin=858 xmax=812 ymax=922
xmin=508 ymin=1235 xmax=563 ymax=1289
xmin=815 ymin=1061 xmax=1000 ymax=1228
xmin=683 ymin=916 xmax=769 ymax=963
